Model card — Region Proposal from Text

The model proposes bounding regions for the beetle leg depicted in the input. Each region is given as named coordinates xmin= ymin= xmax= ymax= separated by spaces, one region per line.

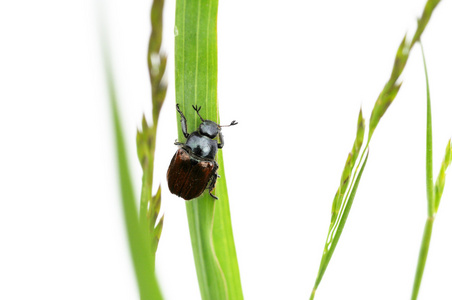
xmin=208 ymin=174 xmax=219 ymax=200
xmin=174 ymin=140 xmax=184 ymax=146
xmin=176 ymin=104 xmax=189 ymax=138
xmin=192 ymin=105 xmax=205 ymax=122
xmin=207 ymin=164 xmax=220 ymax=200
xmin=218 ymin=131 xmax=225 ymax=149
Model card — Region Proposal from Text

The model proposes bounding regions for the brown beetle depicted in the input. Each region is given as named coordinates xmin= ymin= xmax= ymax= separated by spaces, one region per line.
xmin=167 ymin=104 xmax=237 ymax=200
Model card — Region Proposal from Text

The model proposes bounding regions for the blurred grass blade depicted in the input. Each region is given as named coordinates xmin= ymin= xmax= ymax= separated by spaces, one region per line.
xmin=102 ymin=42 xmax=164 ymax=300
xmin=175 ymin=0 xmax=243 ymax=299
xmin=100 ymin=4 xmax=163 ymax=299
xmin=310 ymin=1 xmax=442 ymax=298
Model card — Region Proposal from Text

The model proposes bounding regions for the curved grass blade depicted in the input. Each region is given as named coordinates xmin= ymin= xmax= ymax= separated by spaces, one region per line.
xmin=175 ymin=0 xmax=243 ymax=299
xmin=310 ymin=1 xmax=442 ymax=298
xmin=99 ymin=3 xmax=164 ymax=298
xmin=102 ymin=38 xmax=164 ymax=300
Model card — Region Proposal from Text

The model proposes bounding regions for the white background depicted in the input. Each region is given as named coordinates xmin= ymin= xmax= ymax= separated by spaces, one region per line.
xmin=1 ymin=0 xmax=452 ymax=299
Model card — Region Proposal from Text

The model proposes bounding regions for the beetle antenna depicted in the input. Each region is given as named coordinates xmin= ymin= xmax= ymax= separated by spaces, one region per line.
xmin=220 ymin=120 xmax=238 ymax=127
xmin=192 ymin=105 xmax=205 ymax=122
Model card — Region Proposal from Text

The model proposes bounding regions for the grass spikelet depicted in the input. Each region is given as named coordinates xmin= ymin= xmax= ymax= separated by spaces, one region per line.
xmin=368 ymin=0 xmax=442 ymax=140
xmin=368 ymin=36 xmax=408 ymax=140
xmin=137 ymin=0 xmax=167 ymax=260
xmin=434 ymin=140 xmax=452 ymax=211
xmin=331 ymin=109 xmax=364 ymax=224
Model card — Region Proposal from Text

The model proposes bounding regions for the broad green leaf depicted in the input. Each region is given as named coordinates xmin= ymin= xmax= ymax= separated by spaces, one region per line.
xmin=175 ymin=0 xmax=243 ymax=299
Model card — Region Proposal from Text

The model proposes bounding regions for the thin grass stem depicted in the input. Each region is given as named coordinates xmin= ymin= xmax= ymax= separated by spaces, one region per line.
xmin=411 ymin=217 xmax=434 ymax=300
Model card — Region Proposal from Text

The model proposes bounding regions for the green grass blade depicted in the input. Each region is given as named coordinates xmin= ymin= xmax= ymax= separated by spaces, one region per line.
xmin=175 ymin=0 xmax=243 ymax=299
xmin=422 ymin=44 xmax=435 ymax=217
xmin=100 ymin=10 xmax=163 ymax=300
xmin=213 ymin=158 xmax=243 ymax=300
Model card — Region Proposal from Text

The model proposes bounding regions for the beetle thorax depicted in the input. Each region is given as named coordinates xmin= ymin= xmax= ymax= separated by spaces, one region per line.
xmin=185 ymin=132 xmax=218 ymax=159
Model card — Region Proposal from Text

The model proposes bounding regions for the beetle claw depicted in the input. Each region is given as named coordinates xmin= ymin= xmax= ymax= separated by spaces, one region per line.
xmin=192 ymin=105 xmax=201 ymax=112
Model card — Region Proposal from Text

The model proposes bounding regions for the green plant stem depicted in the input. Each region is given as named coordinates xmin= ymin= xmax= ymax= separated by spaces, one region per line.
xmin=411 ymin=217 xmax=434 ymax=300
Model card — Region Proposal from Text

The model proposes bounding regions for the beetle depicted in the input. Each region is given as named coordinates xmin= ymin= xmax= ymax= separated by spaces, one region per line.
xmin=167 ymin=104 xmax=237 ymax=200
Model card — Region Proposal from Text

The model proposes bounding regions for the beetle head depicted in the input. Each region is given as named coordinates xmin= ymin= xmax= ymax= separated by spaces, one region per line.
xmin=198 ymin=120 xmax=220 ymax=139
